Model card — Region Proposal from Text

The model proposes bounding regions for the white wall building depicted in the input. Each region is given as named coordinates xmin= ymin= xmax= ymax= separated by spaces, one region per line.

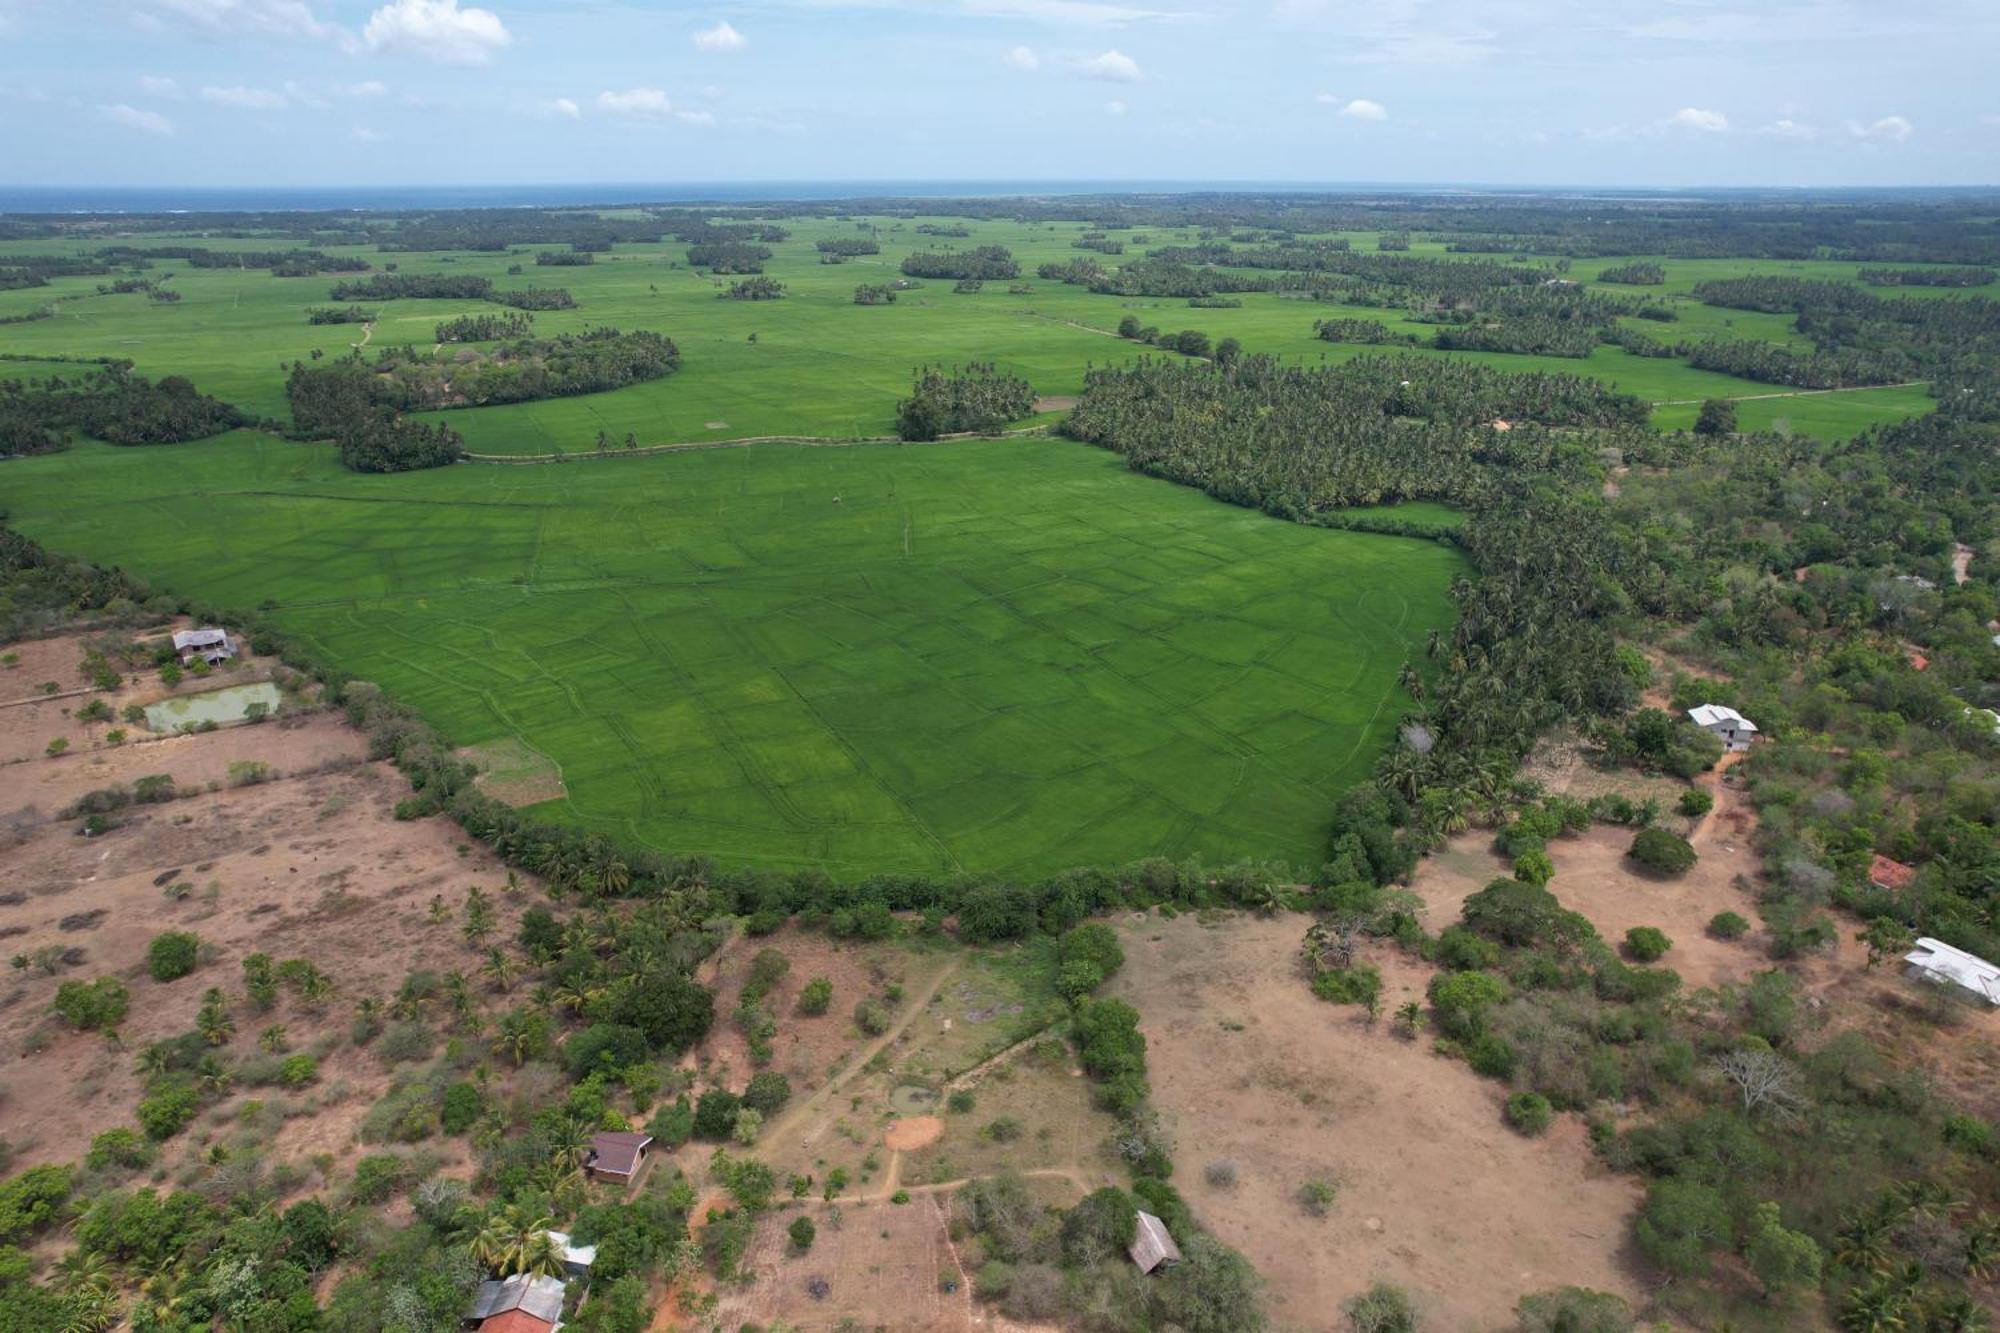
xmin=1687 ymin=704 xmax=1758 ymax=752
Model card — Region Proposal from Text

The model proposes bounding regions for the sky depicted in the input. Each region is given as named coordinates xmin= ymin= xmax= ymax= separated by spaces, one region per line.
xmin=0 ymin=0 xmax=1996 ymax=189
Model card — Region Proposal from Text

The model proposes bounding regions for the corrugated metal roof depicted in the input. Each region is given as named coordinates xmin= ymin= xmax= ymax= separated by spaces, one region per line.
xmin=1688 ymin=703 xmax=1757 ymax=731
xmin=468 ymin=1273 xmax=566 ymax=1323
xmin=1128 ymin=1210 xmax=1183 ymax=1273
xmin=1904 ymin=937 xmax=2000 ymax=1006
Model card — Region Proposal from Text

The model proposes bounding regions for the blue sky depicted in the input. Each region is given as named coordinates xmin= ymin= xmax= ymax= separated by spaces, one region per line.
xmin=1 ymin=0 xmax=1995 ymax=188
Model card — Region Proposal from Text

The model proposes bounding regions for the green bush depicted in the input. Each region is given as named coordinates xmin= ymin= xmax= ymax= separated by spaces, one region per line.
xmin=788 ymin=1215 xmax=816 ymax=1251
xmin=440 ymin=1082 xmax=485 ymax=1134
xmin=1628 ymin=827 xmax=1696 ymax=875
xmin=53 ymin=976 xmax=130 ymax=1030
xmin=1311 ymin=964 xmax=1383 ymax=1008
xmin=0 ymin=1165 xmax=73 ymax=1242
xmin=742 ymin=1071 xmax=792 ymax=1115
xmin=694 ymin=1089 xmax=741 ymax=1140
xmin=85 ymin=1128 xmax=153 ymax=1171
xmin=350 ymin=1154 xmax=413 ymax=1204
xmin=647 ymin=1097 xmax=696 ymax=1149
xmin=137 ymin=1085 xmax=199 ymax=1140
xmin=1623 ymin=927 xmax=1672 ymax=962
xmin=1505 ymin=1092 xmax=1555 ymax=1136
xmin=1513 ymin=1287 xmax=1634 ymax=1332
xmin=278 ymin=1054 xmax=319 ymax=1087
xmin=566 ymin=1023 xmax=650 ymax=1081
xmin=1707 ymin=911 xmax=1751 ymax=940
xmin=797 ymin=976 xmax=832 ymax=1016
xmin=1344 ymin=1282 xmax=1419 ymax=1332
xmin=1676 ymin=789 xmax=1713 ymax=818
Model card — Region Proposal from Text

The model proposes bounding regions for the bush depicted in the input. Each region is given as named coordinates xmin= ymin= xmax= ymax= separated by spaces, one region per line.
xmin=1513 ymin=1287 xmax=1634 ymax=1333
xmin=278 ymin=1054 xmax=318 ymax=1087
xmin=693 ymin=1089 xmax=741 ymax=1140
xmin=146 ymin=931 xmax=200 ymax=982
xmin=946 ymin=1089 xmax=975 ymax=1114
xmin=1345 ymin=1282 xmax=1419 ymax=1332
xmin=137 ymin=1085 xmax=199 ymax=1140
xmin=1623 ymin=927 xmax=1672 ymax=962
xmin=350 ymin=1154 xmax=413 ymax=1204
xmin=440 ymin=1082 xmax=484 ymax=1134
xmin=797 ymin=976 xmax=832 ymax=1015
xmin=0 ymin=1165 xmax=73 ymax=1242
xmin=646 ymin=1098 xmax=696 ymax=1149
xmin=1707 ymin=911 xmax=1751 ymax=940
xmin=788 ymin=1215 xmax=816 ymax=1251
xmin=1298 ymin=1179 xmax=1338 ymax=1216
xmin=1676 ymin=789 xmax=1713 ymax=817
xmin=1311 ymin=964 xmax=1383 ymax=1008
xmin=566 ymin=1023 xmax=650 ymax=1081
xmin=1628 ymin=827 xmax=1696 ymax=875
xmin=1505 ymin=1092 xmax=1555 ymax=1136
xmin=853 ymin=997 xmax=893 ymax=1036
xmin=742 ymin=1071 xmax=792 ymax=1115
xmin=53 ymin=976 xmax=130 ymax=1030
xmin=85 ymin=1128 xmax=153 ymax=1171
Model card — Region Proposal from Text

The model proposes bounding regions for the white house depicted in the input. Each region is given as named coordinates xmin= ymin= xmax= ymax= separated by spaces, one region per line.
xmin=172 ymin=627 xmax=235 ymax=667
xmin=1688 ymin=704 xmax=1758 ymax=752
xmin=1903 ymin=937 xmax=2000 ymax=1008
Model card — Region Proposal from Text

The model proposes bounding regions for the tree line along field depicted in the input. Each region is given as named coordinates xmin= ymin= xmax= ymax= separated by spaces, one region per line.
xmin=0 ymin=429 xmax=1464 ymax=877
xmin=0 ymin=213 xmax=1950 ymax=451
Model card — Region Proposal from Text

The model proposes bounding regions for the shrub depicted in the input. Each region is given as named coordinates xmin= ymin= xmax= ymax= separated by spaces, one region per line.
xmin=693 ymin=1088 xmax=741 ymax=1140
xmin=1205 ymin=1159 xmax=1238 ymax=1188
xmin=1511 ymin=848 xmax=1555 ymax=888
xmin=788 ymin=1215 xmax=816 ymax=1251
xmin=85 ymin=1128 xmax=153 ymax=1171
xmin=1513 ymin=1287 xmax=1634 ymax=1332
xmin=278 ymin=1054 xmax=319 ymax=1087
xmin=1311 ymin=964 xmax=1382 ymax=1007
xmin=1345 ymin=1282 xmax=1419 ymax=1332
xmin=376 ymin=1022 xmax=435 ymax=1066
xmin=1505 ymin=1092 xmax=1555 ymax=1136
xmin=946 ymin=1089 xmax=975 ymax=1114
xmin=146 ymin=931 xmax=200 ymax=982
xmin=797 ymin=976 xmax=832 ymax=1015
xmin=1623 ymin=927 xmax=1672 ymax=962
xmin=984 ymin=1116 xmax=1023 ymax=1143
xmin=611 ymin=972 xmax=714 ymax=1053
xmin=1628 ymin=827 xmax=1696 ymax=874
xmin=53 ymin=976 xmax=130 ymax=1030
xmin=350 ymin=1154 xmax=413 ymax=1204
xmin=440 ymin=1082 xmax=484 ymax=1134
xmin=566 ymin=1023 xmax=650 ymax=1081
xmin=0 ymin=1165 xmax=73 ymax=1242
xmin=137 ymin=1085 xmax=199 ymax=1140
xmin=1298 ymin=1179 xmax=1338 ymax=1216
xmin=647 ymin=1097 xmax=697 ymax=1149
xmin=854 ymin=997 xmax=893 ymax=1036
xmin=1707 ymin=911 xmax=1751 ymax=940
xmin=742 ymin=1071 xmax=792 ymax=1115
xmin=1676 ymin=789 xmax=1713 ymax=817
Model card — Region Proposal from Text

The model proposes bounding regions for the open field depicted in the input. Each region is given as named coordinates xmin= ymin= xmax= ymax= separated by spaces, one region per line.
xmin=3 ymin=433 xmax=1463 ymax=877
xmin=0 ymin=217 xmax=1943 ymax=448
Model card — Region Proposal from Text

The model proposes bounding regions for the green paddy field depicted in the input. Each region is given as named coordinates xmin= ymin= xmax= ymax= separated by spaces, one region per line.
xmin=0 ymin=210 xmax=1943 ymax=874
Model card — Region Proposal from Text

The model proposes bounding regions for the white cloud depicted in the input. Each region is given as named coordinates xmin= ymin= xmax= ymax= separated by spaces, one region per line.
xmin=1106 ymin=98 xmax=1127 ymax=115
xmin=140 ymin=75 xmax=185 ymax=99
xmin=1077 ymin=48 xmax=1139 ymax=82
xmin=362 ymin=0 xmax=511 ymax=64
xmin=1004 ymin=44 xmax=1040 ymax=71
xmin=597 ymin=87 xmax=676 ymax=120
xmin=201 ymin=84 xmax=290 ymax=109
xmin=1758 ymin=118 xmax=1817 ymax=140
xmin=350 ymin=125 xmax=387 ymax=142
xmin=1849 ymin=114 xmax=1913 ymax=143
xmin=1313 ymin=91 xmax=1338 ymax=105
xmin=691 ymin=19 xmax=745 ymax=51
xmin=1665 ymin=106 xmax=1728 ymax=134
xmin=1339 ymin=97 xmax=1387 ymax=122
xmin=137 ymin=0 xmax=335 ymax=42
xmin=535 ymin=96 xmax=581 ymax=119
xmin=100 ymin=103 xmax=175 ymax=136
xmin=676 ymin=108 xmax=716 ymax=126
xmin=343 ymin=80 xmax=389 ymax=98
xmin=958 ymin=0 xmax=1180 ymax=25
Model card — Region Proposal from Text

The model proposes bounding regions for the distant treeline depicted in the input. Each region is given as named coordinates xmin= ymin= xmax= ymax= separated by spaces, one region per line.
xmin=1597 ymin=262 xmax=1666 ymax=285
xmin=305 ymin=306 xmax=375 ymax=325
xmin=436 ymin=312 xmax=533 ymax=343
xmin=815 ymin=238 xmax=880 ymax=259
xmin=327 ymin=273 xmax=575 ymax=310
xmin=1859 ymin=266 xmax=1994 ymax=288
xmin=96 ymin=245 xmax=370 ymax=275
xmin=687 ymin=243 xmax=772 ymax=273
xmin=1692 ymin=276 xmax=2000 ymax=386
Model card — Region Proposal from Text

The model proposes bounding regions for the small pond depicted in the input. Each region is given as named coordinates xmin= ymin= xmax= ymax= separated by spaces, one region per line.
xmin=144 ymin=681 xmax=283 ymax=732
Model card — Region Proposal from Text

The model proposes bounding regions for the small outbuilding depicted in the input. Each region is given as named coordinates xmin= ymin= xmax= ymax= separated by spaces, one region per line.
xmin=1903 ymin=937 xmax=2000 ymax=1008
xmin=541 ymin=1230 xmax=596 ymax=1277
xmin=1687 ymin=703 xmax=1758 ymax=752
xmin=465 ymin=1272 xmax=565 ymax=1333
xmin=1868 ymin=854 xmax=1917 ymax=894
xmin=583 ymin=1130 xmax=652 ymax=1184
xmin=172 ymin=627 xmax=235 ymax=667
xmin=1127 ymin=1210 xmax=1183 ymax=1275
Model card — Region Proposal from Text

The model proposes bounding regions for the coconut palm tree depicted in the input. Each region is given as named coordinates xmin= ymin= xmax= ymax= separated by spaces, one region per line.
xmin=482 ymin=948 xmax=518 ymax=994
xmin=518 ymin=1229 xmax=568 ymax=1281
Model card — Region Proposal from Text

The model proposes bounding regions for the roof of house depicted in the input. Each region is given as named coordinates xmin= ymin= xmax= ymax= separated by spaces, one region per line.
xmin=468 ymin=1273 xmax=565 ymax=1325
xmin=1903 ymin=937 xmax=2000 ymax=1006
xmin=585 ymin=1131 xmax=652 ymax=1176
xmin=1687 ymin=704 xmax=1757 ymax=732
xmin=171 ymin=628 xmax=229 ymax=649
xmin=1128 ymin=1210 xmax=1183 ymax=1273
xmin=477 ymin=1310 xmax=560 ymax=1333
xmin=1869 ymin=854 xmax=1917 ymax=892
xmin=543 ymin=1230 xmax=596 ymax=1268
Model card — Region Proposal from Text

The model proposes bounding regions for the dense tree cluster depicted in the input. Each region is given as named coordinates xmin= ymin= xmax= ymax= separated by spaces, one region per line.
xmin=331 ymin=273 xmax=497 ymax=301
xmin=0 ymin=367 xmax=247 ymax=449
xmin=1597 ymin=262 xmax=1666 ymax=285
xmin=290 ymin=330 xmax=679 ymax=417
xmin=1314 ymin=317 xmax=1417 ymax=345
xmin=899 ymin=246 xmax=1019 ymax=280
xmin=852 ymin=283 xmax=897 ymax=305
xmin=720 ymin=277 xmax=785 ymax=300
xmin=436 ymin=311 xmax=534 ymax=343
xmin=815 ymin=238 xmax=880 ymax=258
xmin=1859 ymin=266 xmax=1993 ymax=288
xmin=894 ymin=362 xmax=1036 ymax=440
xmin=534 ymin=250 xmax=594 ymax=266
xmin=685 ymin=242 xmax=771 ymax=273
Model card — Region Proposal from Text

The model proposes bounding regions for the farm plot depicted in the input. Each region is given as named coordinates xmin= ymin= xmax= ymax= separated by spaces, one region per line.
xmin=4 ymin=433 xmax=1464 ymax=877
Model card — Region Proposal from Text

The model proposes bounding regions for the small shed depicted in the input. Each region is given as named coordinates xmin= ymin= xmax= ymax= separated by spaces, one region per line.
xmin=466 ymin=1272 xmax=565 ymax=1333
xmin=1903 ymin=937 xmax=2000 ymax=1008
xmin=172 ymin=627 xmax=235 ymax=667
xmin=1687 ymin=704 xmax=1758 ymax=752
xmin=1868 ymin=855 xmax=1917 ymax=894
xmin=1127 ymin=1210 xmax=1183 ymax=1274
xmin=583 ymin=1130 xmax=652 ymax=1184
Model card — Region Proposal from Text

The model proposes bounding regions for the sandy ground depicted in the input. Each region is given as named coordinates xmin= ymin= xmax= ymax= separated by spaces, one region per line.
xmin=1111 ymin=912 xmax=1645 ymax=1331
xmin=0 ymin=651 xmax=544 ymax=1178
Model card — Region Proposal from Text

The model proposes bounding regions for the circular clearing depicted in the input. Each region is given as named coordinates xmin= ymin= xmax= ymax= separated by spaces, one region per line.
xmin=884 ymin=1116 xmax=944 ymax=1151
xmin=889 ymin=1084 xmax=937 ymax=1115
